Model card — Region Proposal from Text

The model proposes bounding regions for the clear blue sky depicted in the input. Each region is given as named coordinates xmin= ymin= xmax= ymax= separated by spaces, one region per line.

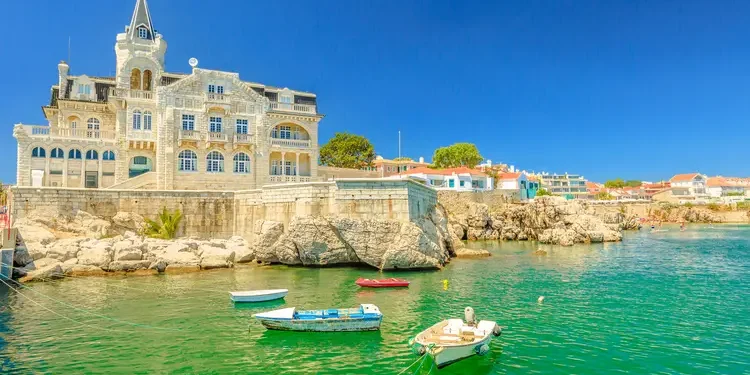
xmin=2 ymin=0 xmax=749 ymax=183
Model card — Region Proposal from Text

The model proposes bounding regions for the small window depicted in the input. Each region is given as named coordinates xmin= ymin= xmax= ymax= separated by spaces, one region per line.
xmin=133 ymin=156 xmax=148 ymax=165
xmin=137 ymin=26 xmax=148 ymax=39
xmin=182 ymin=114 xmax=195 ymax=131
xmin=103 ymin=151 xmax=115 ymax=161
xmin=50 ymin=148 xmax=64 ymax=159
xmin=209 ymin=117 xmax=222 ymax=133
xmin=236 ymin=119 xmax=248 ymax=134
xmin=460 ymin=181 xmax=465 ymax=187
xmin=86 ymin=150 xmax=99 ymax=160
xmin=217 ymin=86 xmax=224 ymax=94
xmin=132 ymin=110 xmax=142 ymax=130
xmin=206 ymin=151 xmax=224 ymax=173
xmin=449 ymin=180 xmax=455 ymax=188
xmin=279 ymin=125 xmax=291 ymax=139
xmin=178 ymin=150 xmax=197 ymax=171
xmin=143 ymin=111 xmax=152 ymax=131
xmin=208 ymin=84 xmax=216 ymax=93
xmin=68 ymin=149 xmax=82 ymax=159
xmin=31 ymin=147 xmax=46 ymax=158
xmin=280 ymin=95 xmax=292 ymax=104
xmin=233 ymin=152 xmax=250 ymax=174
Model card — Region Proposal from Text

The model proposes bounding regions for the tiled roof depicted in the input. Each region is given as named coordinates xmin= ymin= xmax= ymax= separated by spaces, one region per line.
xmin=402 ymin=166 xmax=487 ymax=177
xmin=707 ymin=176 xmax=750 ymax=187
xmin=497 ymin=172 xmax=521 ymax=180
xmin=670 ymin=173 xmax=700 ymax=182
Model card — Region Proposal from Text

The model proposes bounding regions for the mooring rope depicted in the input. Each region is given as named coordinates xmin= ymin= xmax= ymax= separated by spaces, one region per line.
xmin=395 ymin=353 xmax=429 ymax=375
xmin=0 ymin=277 xmax=135 ymax=333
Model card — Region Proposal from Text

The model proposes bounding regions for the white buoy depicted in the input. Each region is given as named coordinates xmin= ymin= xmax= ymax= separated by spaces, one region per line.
xmin=538 ymin=296 xmax=545 ymax=303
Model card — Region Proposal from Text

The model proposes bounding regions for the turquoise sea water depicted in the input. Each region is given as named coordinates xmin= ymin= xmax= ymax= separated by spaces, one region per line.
xmin=1 ymin=225 xmax=748 ymax=374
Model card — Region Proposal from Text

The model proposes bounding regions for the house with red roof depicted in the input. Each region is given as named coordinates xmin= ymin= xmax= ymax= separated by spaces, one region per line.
xmin=496 ymin=171 xmax=538 ymax=200
xmin=659 ymin=173 xmax=708 ymax=201
xmin=706 ymin=176 xmax=749 ymax=198
xmin=390 ymin=166 xmax=493 ymax=192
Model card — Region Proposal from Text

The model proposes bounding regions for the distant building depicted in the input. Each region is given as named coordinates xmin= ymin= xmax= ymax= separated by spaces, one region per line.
xmin=669 ymin=173 xmax=708 ymax=200
xmin=496 ymin=172 xmax=537 ymax=200
xmin=392 ymin=167 xmax=493 ymax=192
xmin=538 ymin=173 xmax=589 ymax=199
xmin=364 ymin=156 xmax=430 ymax=177
xmin=706 ymin=176 xmax=749 ymax=198
xmin=318 ymin=166 xmax=379 ymax=180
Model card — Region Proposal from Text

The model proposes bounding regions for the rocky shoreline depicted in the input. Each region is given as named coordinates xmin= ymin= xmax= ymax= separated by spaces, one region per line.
xmin=11 ymin=196 xmax=636 ymax=281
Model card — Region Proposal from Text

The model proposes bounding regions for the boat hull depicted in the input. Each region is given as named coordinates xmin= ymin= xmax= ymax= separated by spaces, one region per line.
xmin=258 ymin=317 xmax=382 ymax=332
xmin=230 ymin=290 xmax=288 ymax=303
xmin=355 ymin=278 xmax=409 ymax=288
xmin=428 ymin=335 xmax=493 ymax=368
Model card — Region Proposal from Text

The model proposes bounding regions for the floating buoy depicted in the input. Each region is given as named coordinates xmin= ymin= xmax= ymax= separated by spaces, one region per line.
xmin=442 ymin=279 xmax=449 ymax=290
xmin=538 ymin=296 xmax=545 ymax=303
xmin=476 ymin=344 xmax=490 ymax=356
xmin=492 ymin=325 xmax=502 ymax=337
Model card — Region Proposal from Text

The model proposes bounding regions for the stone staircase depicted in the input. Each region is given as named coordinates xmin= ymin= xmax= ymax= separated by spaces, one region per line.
xmin=105 ymin=172 xmax=156 ymax=190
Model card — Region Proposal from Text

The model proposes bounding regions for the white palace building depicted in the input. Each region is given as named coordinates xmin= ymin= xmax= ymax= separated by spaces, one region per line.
xmin=14 ymin=0 xmax=323 ymax=190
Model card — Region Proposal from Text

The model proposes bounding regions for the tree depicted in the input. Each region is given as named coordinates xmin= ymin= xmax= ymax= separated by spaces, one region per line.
xmin=536 ymin=188 xmax=552 ymax=197
xmin=393 ymin=157 xmax=412 ymax=162
xmin=319 ymin=132 xmax=376 ymax=169
xmin=144 ymin=207 xmax=183 ymax=239
xmin=596 ymin=191 xmax=614 ymax=200
xmin=604 ymin=178 xmax=625 ymax=188
xmin=625 ymin=180 xmax=642 ymax=187
xmin=432 ymin=143 xmax=483 ymax=168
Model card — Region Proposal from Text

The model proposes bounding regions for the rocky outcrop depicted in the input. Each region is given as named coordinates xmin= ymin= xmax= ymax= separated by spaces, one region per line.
xmin=439 ymin=194 xmax=623 ymax=246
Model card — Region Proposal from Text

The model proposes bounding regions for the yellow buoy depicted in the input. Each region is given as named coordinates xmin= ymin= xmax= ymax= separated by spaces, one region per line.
xmin=442 ymin=279 xmax=449 ymax=290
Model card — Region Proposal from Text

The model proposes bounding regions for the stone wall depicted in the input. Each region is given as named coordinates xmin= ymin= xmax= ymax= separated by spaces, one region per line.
xmin=10 ymin=179 xmax=437 ymax=240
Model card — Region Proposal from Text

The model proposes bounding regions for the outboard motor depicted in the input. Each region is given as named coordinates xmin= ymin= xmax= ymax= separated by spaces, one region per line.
xmin=464 ymin=307 xmax=476 ymax=326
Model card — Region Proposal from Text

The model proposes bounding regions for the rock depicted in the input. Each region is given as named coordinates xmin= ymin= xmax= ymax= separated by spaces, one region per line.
xmin=61 ymin=258 xmax=78 ymax=273
xmin=454 ymin=248 xmax=491 ymax=258
xmin=285 ymin=216 xmax=358 ymax=266
xmin=13 ymin=245 xmax=34 ymax=267
xmin=72 ymin=211 xmax=114 ymax=239
xmin=251 ymin=221 xmax=286 ymax=263
xmin=12 ymin=267 xmax=28 ymax=279
xmin=45 ymin=238 xmax=84 ymax=262
xmin=112 ymin=212 xmax=145 ymax=232
xmin=199 ymin=244 xmax=235 ymax=269
xmin=123 ymin=231 xmax=138 ymax=239
xmin=231 ymin=244 xmax=254 ymax=263
xmin=67 ymin=264 xmax=107 ymax=275
xmin=113 ymin=240 xmax=143 ymax=261
xmin=149 ymin=260 xmax=167 ymax=272
xmin=15 ymin=221 xmax=56 ymax=245
xmin=76 ymin=242 xmax=113 ymax=268
xmin=107 ymin=260 xmax=152 ymax=272
xmin=20 ymin=261 xmax=63 ymax=282
xmin=533 ymin=249 xmax=548 ymax=256
xmin=164 ymin=264 xmax=201 ymax=274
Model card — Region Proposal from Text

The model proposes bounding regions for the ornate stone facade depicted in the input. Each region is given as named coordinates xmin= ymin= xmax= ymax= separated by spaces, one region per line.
xmin=13 ymin=0 xmax=323 ymax=190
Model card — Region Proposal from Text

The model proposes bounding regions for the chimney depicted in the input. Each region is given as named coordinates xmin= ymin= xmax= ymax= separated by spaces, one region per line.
xmin=58 ymin=61 xmax=69 ymax=99
xmin=510 ymin=165 xmax=515 ymax=173
xmin=419 ymin=156 xmax=424 ymax=163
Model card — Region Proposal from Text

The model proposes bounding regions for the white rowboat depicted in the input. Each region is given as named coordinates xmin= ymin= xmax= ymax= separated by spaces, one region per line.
xmin=253 ymin=304 xmax=383 ymax=332
xmin=229 ymin=289 xmax=288 ymax=303
xmin=409 ymin=307 xmax=501 ymax=368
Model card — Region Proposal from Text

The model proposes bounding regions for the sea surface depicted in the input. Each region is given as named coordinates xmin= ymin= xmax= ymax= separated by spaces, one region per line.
xmin=1 ymin=225 xmax=748 ymax=374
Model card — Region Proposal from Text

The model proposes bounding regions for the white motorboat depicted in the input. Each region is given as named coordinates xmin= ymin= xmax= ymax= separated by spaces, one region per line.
xmin=253 ymin=304 xmax=383 ymax=332
xmin=229 ymin=289 xmax=288 ymax=303
xmin=409 ymin=307 xmax=501 ymax=368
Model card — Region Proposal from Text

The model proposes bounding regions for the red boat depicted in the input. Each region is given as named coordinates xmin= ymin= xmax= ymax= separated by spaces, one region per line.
xmin=355 ymin=278 xmax=410 ymax=288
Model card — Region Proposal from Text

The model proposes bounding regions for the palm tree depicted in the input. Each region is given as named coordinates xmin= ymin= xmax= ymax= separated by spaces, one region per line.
xmin=144 ymin=207 xmax=183 ymax=239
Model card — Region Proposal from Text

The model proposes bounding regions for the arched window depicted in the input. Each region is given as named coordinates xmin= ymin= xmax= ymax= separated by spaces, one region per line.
xmin=178 ymin=150 xmax=197 ymax=171
xmin=68 ymin=116 xmax=80 ymax=130
xmin=68 ymin=149 xmax=82 ymax=159
xmin=50 ymin=148 xmax=64 ymax=159
xmin=87 ymin=118 xmax=100 ymax=138
xmin=233 ymin=153 xmax=250 ymax=174
xmin=86 ymin=150 xmax=99 ymax=160
xmin=143 ymin=111 xmax=152 ymax=130
xmin=130 ymin=68 xmax=141 ymax=90
xmin=143 ymin=70 xmax=152 ymax=91
xmin=103 ymin=151 xmax=116 ymax=161
xmin=206 ymin=151 xmax=224 ymax=172
xmin=31 ymin=147 xmax=46 ymax=158
xmin=132 ymin=110 xmax=142 ymax=130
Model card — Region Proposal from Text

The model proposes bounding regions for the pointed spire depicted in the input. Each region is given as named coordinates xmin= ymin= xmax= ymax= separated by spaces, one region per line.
xmin=127 ymin=0 xmax=155 ymax=41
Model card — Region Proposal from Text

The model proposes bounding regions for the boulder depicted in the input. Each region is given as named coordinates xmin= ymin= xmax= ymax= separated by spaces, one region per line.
xmin=76 ymin=242 xmax=113 ymax=268
xmin=20 ymin=261 xmax=64 ymax=282
xmin=199 ymin=244 xmax=235 ymax=269
xmin=107 ymin=260 xmax=152 ymax=272
xmin=45 ymin=238 xmax=85 ymax=262
xmin=149 ymin=260 xmax=167 ymax=272
xmin=231 ymin=244 xmax=254 ymax=263
xmin=113 ymin=240 xmax=143 ymax=261
xmin=285 ymin=216 xmax=358 ymax=266
xmin=15 ymin=221 xmax=56 ymax=245
xmin=112 ymin=212 xmax=145 ymax=232
xmin=164 ymin=264 xmax=201 ymax=273
xmin=13 ymin=245 xmax=34 ymax=267
xmin=454 ymin=248 xmax=491 ymax=258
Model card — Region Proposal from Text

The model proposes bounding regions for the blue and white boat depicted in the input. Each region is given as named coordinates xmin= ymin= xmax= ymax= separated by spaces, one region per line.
xmin=253 ymin=303 xmax=383 ymax=332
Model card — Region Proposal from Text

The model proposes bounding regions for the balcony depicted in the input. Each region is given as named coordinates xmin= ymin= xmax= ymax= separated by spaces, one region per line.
xmin=16 ymin=125 xmax=116 ymax=142
xmin=270 ymin=138 xmax=311 ymax=148
xmin=205 ymin=93 xmax=231 ymax=104
xmin=269 ymin=102 xmax=316 ymax=114
xmin=208 ymin=132 xmax=228 ymax=142
xmin=111 ymin=88 xmax=154 ymax=100
xmin=268 ymin=175 xmax=312 ymax=184
xmin=234 ymin=133 xmax=253 ymax=144
xmin=127 ymin=130 xmax=156 ymax=141
xmin=178 ymin=130 xmax=201 ymax=141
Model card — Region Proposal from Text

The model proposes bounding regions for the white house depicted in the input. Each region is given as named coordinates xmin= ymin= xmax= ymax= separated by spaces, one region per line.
xmin=393 ymin=167 xmax=493 ymax=192
xmin=496 ymin=172 xmax=536 ymax=200
xmin=706 ymin=177 xmax=749 ymax=198
xmin=669 ymin=173 xmax=708 ymax=199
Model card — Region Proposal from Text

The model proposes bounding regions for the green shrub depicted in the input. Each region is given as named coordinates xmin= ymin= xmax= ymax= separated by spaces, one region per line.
xmin=535 ymin=188 xmax=552 ymax=197
xmin=144 ymin=207 xmax=183 ymax=239
xmin=683 ymin=202 xmax=694 ymax=208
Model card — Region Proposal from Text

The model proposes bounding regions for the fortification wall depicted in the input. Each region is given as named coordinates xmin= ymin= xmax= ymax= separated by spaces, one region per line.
xmin=10 ymin=179 xmax=438 ymax=239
